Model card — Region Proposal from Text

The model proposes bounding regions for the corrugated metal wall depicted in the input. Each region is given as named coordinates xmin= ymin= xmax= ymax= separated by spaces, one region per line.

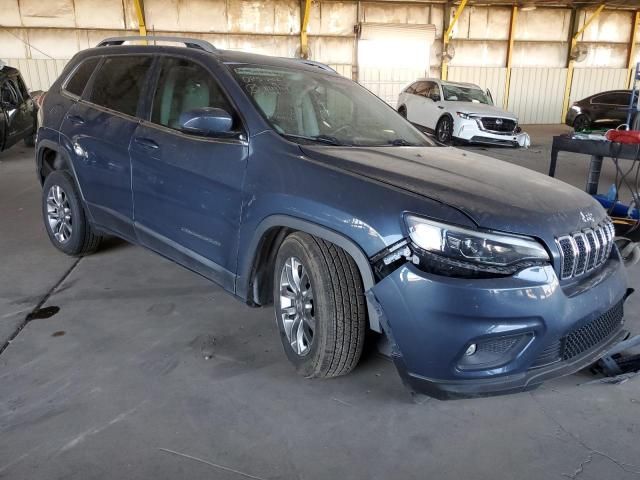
xmin=447 ymin=66 xmax=507 ymax=109
xmin=507 ymin=68 xmax=567 ymax=124
xmin=359 ymin=67 xmax=428 ymax=106
xmin=569 ymin=68 xmax=630 ymax=105
xmin=2 ymin=58 xmax=69 ymax=91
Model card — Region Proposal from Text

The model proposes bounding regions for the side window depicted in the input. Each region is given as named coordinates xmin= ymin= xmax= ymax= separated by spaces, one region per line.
xmin=64 ymin=57 xmax=100 ymax=97
xmin=151 ymin=57 xmax=233 ymax=131
xmin=15 ymin=76 xmax=29 ymax=99
xmin=611 ymin=92 xmax=631 ymax=106
xmin=1 ymin=80 xmax=20 ymax=107
xmin=413 ymin=82 xmax=429 ymax=97
xmin=425 ymin=82 xmax=440 ymax=100
xmin=592 ymin=93 xmax=620 ymax=105
xmin=88 ymin=56 xmax=153 ymax=117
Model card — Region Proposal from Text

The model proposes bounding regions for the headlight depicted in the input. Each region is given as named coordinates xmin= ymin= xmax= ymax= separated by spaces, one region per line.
xmin=405 ymin=215 xmax=550 ymax=278
xmin=456 ymin=112 xmax=472 ymax=119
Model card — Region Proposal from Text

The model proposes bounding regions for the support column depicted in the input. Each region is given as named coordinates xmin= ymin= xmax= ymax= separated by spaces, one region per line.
xmin=561 ymin=4 xmax=605 ymax=122
xmin=300 ymin=0 xmax=312 ymax=59
xmin=441 ymin=0 xmax=468 ymax=81
xmin=503 ymin=5 xmax=518 ymax=109
xmin=133 ymin=0 xmax=147 ymax=37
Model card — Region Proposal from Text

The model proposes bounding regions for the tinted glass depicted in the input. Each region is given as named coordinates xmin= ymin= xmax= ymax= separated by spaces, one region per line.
xmin=232 ymin=64 xmax=432 ymax=147
xmin=611 ymin=92 xmax=631 ymax=106
xmin=592 ymin=92 xmax=629 ymax=105
xmin=425 ymin=82 xmax=440 ymax=100
xmin=1 ymin=79 xmax=20 ymax=106
xmin=64 ymin=57 xmax=99 ymax=97
xmin=89 ymin=56 xmax=152 ymax=116
xmin=151 ymin=57 xmax=232 ymax=130
xmin=15 ymin=75 xmax=29 ymax=99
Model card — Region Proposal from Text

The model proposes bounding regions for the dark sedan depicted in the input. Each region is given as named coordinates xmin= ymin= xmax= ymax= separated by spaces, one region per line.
xmin=566 ymin=89 xmax=636 ymax=131
xmin=1 ymin=63 xmax=37 ymax=151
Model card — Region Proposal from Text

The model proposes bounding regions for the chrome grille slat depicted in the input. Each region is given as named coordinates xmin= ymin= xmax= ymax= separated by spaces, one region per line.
xmin=556 ymin=220 xmax=614 ymax=281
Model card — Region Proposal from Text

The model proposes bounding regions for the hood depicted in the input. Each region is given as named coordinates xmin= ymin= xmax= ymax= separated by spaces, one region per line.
xmin=300 ymin=145 xmax=606 ymax=239
xmin=446 ymin=101 xmax=517 ymax=120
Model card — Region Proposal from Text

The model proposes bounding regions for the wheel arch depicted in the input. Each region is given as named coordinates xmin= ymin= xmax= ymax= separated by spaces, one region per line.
xmin=238 ymin=215 xmax=382 ymax=332
xmin=36 ymin=139 xmax=73 ymax=185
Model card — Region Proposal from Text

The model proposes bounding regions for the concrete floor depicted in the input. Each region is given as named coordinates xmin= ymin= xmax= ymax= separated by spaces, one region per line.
xmin=1 ymin=126 xmax=639 ymax=480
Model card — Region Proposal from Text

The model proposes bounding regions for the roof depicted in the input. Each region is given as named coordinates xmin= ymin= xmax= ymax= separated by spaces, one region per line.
xmin=414 ymin=78 xmax=481 ymax=88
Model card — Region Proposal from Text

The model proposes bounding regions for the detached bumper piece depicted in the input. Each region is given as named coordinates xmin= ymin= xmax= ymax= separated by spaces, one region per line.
xmin=369 ymin=257 xmax=631 ymax=400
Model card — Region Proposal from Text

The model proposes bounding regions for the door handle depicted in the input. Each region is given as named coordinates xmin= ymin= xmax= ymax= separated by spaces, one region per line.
xmin=133 ymin=137 xmax=159 ymax=149
xmin=437 ymin=106 xmax=444 ymax=110
xmin=67 ymin=114 xmax=85 ymax=125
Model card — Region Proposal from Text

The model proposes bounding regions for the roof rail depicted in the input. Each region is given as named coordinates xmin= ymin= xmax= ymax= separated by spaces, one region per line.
xmin=97 ymin=36 xmax=216 ymax=53
xmin=296 ymin=60 xmax=337 ymax=73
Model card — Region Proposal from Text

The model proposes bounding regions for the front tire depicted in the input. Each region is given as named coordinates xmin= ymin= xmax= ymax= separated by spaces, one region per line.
xmin=436 ymin=116 xmax=454 ymax=144
xmin=42 ymin=170 xmax=102 ymax=256
xmin=573 ymin=114 xmax=591 ymax=132
xmin=273 ymin=232 xmax=366 ymax=378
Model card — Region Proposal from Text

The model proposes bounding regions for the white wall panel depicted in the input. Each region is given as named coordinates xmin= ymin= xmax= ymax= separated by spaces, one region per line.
xmin=2 ymin=58 xmax=69 ymax=91
xmin=359 ymin=67 xmax=427 ymax=107
xmin=447 ymin=66 xmax=507 ymax=109
xmin=74 ymin=0 xmax=126 ymax=29
xmin=507 ymin=67 xmax=568 ymax=124
xmin=516 ymin=8 xmax=572 ymax=42
xmin=0 ymin=0 xmax=22 ymax=27
xmin=570 ymin=68 xmax=629 ymax=104
xmin=18 ymin=0 xmax=76 ymax=28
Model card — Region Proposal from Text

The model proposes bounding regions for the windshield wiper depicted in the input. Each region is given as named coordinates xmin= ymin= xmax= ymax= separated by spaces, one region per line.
xmin=282 ymin=133 xmax=345 ymax=146
xmin=387 ymin=138 xmax=417 ymax=146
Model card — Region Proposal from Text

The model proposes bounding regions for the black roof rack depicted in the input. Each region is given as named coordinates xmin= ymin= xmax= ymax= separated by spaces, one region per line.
xmin=97 ymin=36 xmax=216 ymax=53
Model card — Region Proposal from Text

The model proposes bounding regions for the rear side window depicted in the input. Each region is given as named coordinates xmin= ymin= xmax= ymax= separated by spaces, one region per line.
xmin=150 ymin=57 xmax=233 ymax=130
xmin=592 ymin=92 xmax=629 ymax=106
xmin=88 ymin=56 xmax=153 ymax=117
xmin=64 ymin=58 xmax=99 ymax=97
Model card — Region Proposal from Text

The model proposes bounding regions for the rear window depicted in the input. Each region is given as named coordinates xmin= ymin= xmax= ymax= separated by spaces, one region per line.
xmin=64 ymin=58 xmax=99 ymax=97
xmin=88 ymin=56 xmax=153 ymax=117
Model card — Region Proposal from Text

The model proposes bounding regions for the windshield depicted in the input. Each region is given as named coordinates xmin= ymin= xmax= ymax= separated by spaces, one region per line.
xmin=442 ymin=84 xmax=491 ymax=105
xmin=231 ymin=64 xmax=433 ymax=147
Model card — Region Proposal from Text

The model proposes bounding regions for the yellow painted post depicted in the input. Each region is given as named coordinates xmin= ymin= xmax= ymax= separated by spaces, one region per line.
xmin=133 ymin=0 xmax=147 ymax=37
xmin=300 ymin=0 xmax=312 ymax=59
xmin=627 ymin=11 xmax=640 ymax=87
xmin=441 ymin=0 xmax=468 ymax=81
xmin=561 ymin=4 xmax=605 ymax=121
xmin=503 ymin=6 xmax=518 ymax=109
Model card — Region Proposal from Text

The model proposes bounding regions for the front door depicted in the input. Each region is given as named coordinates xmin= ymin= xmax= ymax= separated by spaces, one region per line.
xmin=407 ymin=81 xmax=441 ymax=130
xmin=130 ymin=56 xmax=248 ymax=291
xmin=0 ymin=76 xmax=30 ymax=147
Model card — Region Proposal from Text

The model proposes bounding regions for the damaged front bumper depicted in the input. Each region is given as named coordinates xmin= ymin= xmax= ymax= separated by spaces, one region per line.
xmin=367 ymin=255 xmax=631 ymax=399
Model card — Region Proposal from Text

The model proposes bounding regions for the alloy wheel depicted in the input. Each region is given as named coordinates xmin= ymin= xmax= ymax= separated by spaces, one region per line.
xmin=437 ymin=118 xmax=452 ymax=143
xmin=46 ymin=185 xmax=73 ymax=243
xmin=279 ymin=256 xmax=315 ymax=356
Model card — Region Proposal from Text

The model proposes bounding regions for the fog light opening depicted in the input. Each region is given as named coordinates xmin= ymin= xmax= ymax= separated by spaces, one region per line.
xmin=465 ymin=343 xmax=477 ymax=356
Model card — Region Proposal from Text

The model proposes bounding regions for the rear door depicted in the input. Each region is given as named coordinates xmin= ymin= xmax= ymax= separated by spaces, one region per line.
xmin=407 ymin=81 xmax=441 ymax=129
xmin=589 ymin=92 xmax=628 ymax=127
xmin=60 ymin=55 xmax=154 ymax=239
xmin=13 ymin=74 xmax=36 ymax=137
xmin=130 ymin=56 xmax=248 ymax=290
xmin=0 ymin=76 xmax=28 ymax=147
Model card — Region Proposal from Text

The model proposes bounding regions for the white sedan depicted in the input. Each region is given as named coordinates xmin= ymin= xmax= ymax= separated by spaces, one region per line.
xmin=397 ymin=79 xmax=530 ymax=147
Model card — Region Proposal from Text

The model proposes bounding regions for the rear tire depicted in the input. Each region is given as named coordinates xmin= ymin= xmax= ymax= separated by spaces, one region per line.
xmin=273 ymin=232 xmax=366 ymax=378
xmin=42 ymin=170 xmax=102 ymax=256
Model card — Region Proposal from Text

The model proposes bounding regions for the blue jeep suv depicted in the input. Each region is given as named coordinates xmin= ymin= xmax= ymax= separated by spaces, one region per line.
xmin=36 ymin=36 xmax=631 ymax=398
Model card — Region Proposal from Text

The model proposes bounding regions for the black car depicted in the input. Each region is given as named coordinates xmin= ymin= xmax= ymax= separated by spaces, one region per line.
xmin=566 ymin=89 xmax=635 ymax=131
xmin=0 ymin=63 xmax=37 ymax=151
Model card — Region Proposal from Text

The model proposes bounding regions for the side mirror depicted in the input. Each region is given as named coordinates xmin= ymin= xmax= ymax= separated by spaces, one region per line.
xmin=178 ymin=107 xmax=233 ymax=136
xmin=429 ymin=94 xmax=441 ymax=102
